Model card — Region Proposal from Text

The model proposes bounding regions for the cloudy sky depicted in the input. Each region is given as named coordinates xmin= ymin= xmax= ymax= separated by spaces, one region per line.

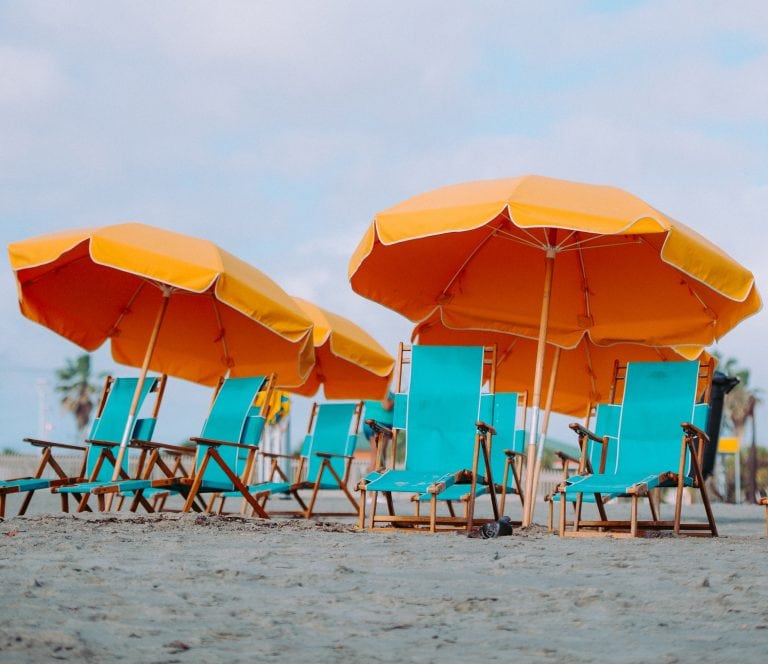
xmin=1 ymin=1 xmax=766 ymax=451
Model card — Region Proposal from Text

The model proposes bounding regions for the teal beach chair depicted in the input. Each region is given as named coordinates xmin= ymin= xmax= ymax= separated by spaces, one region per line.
xmin=227 ymin=400 xmax=363 ymax=518
xmin=358 ymin=344 xmax=497 ymax=533
xmin=7 ymin=374 xmax=166 ymax=516
xmin=558 ymin=360 xmax=717 ymax=538
xmin=83 ymin=375 xmax=273 ymax=517
xmin=412 ymin=391 xmax=527 ymax=523
xmin=546 ymin=400 xmax=621 ymax=531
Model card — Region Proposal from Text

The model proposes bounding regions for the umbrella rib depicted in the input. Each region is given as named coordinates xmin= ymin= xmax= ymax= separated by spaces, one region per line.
xmin=211 ymin=296 xmax=234 ymax=369
xmin=493 ymin=226 xmax=549 ymax=250
xmin=558 ymin=236 xmax=643 ymax=252
xmin=107 ymin=282 xmax=146 ymax=337
xmin=577 ymin=243 xmax=593 ymax=326
xmin=440 ymin=227 xmax=499 ymax=298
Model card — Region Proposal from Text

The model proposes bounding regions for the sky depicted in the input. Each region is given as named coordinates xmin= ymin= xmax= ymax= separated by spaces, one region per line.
xmin=1 ymin=1 xmax=766 ymax=453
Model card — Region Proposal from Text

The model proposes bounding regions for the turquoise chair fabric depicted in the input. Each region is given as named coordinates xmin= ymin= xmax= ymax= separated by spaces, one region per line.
xmin=69 ymin=376 xmax=267 ymax=498
xmin=85 ymin=377 xmax=159 ymax=481
xmin=304 ymin=402 xmax=359 ymax=488
xmin=564 ymin=361 xmax=705 ymax=497
xmin=417 ymin=391 xmax=524 ymax=503
xmin=192 ymin=376 xmax=268 ymax=491
xmin=364 ymin=345 xmax=485 ymax=495
xmin=39 ymin=376 xmax=160 ymax=496
xmin=234 ymin=401 xmax=360 ymax=499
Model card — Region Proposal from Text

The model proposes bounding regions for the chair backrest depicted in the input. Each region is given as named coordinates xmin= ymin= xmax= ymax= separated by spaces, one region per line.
xmin=403 ymin=345 xmax=485 ymax=474
xmin=195 ymin=376 xmax=268 ymax=487
xmin=303 ymin=402 xmax=361 ymax=483
xmin=482 ymin=392 xmax=525 ymax=488
xmin=392 ymin=392 xmax=407 ymax=429
xmin=582 ymin=402 xmax=622 ymax=474
xmin=86 ymin=376 xmax=159 ymax=481
xmin=614 ymin=361 xmax=701 ymax=477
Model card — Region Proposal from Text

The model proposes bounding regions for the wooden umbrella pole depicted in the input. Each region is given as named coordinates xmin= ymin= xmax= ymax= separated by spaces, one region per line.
xmin=109 ymin=288 xmax=172 ymax=484
xmin=531 ymin=345 xmax=561 ymax=525
xmin=523 ymin=246 xmax=556 ymax=527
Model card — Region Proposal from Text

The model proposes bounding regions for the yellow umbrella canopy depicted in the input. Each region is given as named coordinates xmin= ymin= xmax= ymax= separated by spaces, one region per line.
xmin=10 ymin=223 xmax=317 ymax=480
xmin=350 ymin=175 xmax=760 ymax=524
xmin=414 ymin=310 xmax=705 ymax=418
xmin=350 ymin=175 xmax=760 ymax=347
xmin=287 ymin=297 xmax=395 ymax=400
xmin=9 ymin=223 xmax=316 ymax=387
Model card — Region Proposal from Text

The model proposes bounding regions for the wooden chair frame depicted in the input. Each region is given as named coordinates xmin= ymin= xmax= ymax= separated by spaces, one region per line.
xmin=358 ymin=343 xmax=498 ymax=533
xmin=557 ymin=359 xmax=718 ymax=538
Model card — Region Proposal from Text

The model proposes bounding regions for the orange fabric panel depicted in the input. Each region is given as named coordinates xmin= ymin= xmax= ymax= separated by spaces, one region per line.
xmin=9 ymin=223 xmax=315 ymax=387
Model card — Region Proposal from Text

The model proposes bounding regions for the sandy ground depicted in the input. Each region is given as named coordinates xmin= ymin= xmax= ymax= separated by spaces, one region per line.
xmin=0 ymin=490 xmax=767 ymax=663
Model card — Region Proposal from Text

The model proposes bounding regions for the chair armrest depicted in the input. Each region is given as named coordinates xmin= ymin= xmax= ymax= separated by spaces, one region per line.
xmin=681 ymin=422 xmax=709 ymax=443
xmin=84 ymin=438 xmax=120 ymax=448
xmin=365 ymin=419 xmax=393 ymax=435
xmin=314 ymin=451 xmax=353 ymax=460
xmin=568 ymin=423 xmax=607 ymax=445
xmin=130 ymin=440 xmax=196 ymax=455
xmin=475 ymin=421 xmax=497 ymax=435
xmin=261 ymin=451 xmax=300 ymax=460
xmin=555 ymin=450 xmax=580 ymax=465
xmin=190 ymin=436 xmax=259 ymax=451
xmin=22 ymin=438 xmax=86 ymax=452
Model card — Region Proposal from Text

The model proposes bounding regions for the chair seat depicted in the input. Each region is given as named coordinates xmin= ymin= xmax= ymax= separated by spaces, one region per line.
xmin=564 ymin=471 xmax=694 ymax=496
xmin=58 ymin=481 xmax=108 ymax=494
xmin=365 ymin=469 xmax=459 ymax=494
xmin=0 ymin=478 xmax=56 ymax=492
xmin=416 ymin=483 xmax=488 ymax=502
xmin=227 ymin=481 xmax=292 ymax=497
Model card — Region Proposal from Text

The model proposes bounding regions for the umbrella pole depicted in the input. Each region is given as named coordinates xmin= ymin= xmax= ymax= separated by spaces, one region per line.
xmin=109 ymin=290 xmax=172 ymax=485
xmin=531 ymin=346 xmax=561 ymax=524
xmin=523 ymin=247 xmax=556 ymax=527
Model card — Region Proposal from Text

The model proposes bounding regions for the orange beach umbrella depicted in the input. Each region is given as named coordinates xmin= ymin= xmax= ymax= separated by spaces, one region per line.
xmin=286 ymin=297 xmax=395 ymax=399
xmin=414 ymin=310 xmax=704 ymax=418
xmin=350 ymin=175 xmax=760 ymax=525
xmin=9 ymin=222 xmax=316 ymax=478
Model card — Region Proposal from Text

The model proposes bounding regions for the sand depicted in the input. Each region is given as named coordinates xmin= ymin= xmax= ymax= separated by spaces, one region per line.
xmin=0 ymin=492 xmax=767 ymax=663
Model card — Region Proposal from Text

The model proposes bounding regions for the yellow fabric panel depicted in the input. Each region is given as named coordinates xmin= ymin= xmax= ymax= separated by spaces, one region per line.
xmin=349 ymin=175 xmax=761 ymax=348
xmin=9 ymin=222 xmax=316 ymax=387
xmin=414 ymin=311 xmax=708 ymax=417
xmin=288 ymin=297 xmax=395 ymax=399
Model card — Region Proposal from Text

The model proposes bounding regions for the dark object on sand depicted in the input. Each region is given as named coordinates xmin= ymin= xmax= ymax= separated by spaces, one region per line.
xmin=476 ymin=516 xmax=513 ymax=538
xmin=702 ymin=371 xmax=740 ymax=478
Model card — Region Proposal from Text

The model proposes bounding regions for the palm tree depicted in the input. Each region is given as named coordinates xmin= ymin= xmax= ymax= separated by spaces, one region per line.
xmin=721 ymin=357 xmax=762 ymax=503
xmin=55 ymin=354 xmax=99 ymax=439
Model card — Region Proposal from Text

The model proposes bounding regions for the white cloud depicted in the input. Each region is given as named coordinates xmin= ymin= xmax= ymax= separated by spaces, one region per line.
xmin=0 ymin=46 xmax=64 ymax=106
xmin=0 ymin=1 xmax=766 ymax=450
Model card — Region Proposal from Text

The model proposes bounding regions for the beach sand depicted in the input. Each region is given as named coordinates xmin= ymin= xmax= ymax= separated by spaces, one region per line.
xmin=0 ymin=491 xmax=767 ymax=663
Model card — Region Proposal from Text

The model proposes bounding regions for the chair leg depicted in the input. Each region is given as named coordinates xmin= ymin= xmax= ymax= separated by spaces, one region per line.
xmin=673 ymin=486 xmax=684 ymax=536
xmin=558 ymin=490 xmax=567 ymax=536
xmin=78 ymin=492 xmax=91 ymax=513
xmin=647 ymin=493 xmax=659 ymax=522
xmin=574 ymin=494 xmax=584 ymax=532
xmin=368 ymin=491 xmax=379 ymax=530
xmin=429 ymin=496 xmax=437 ymax=533
xmin=182 ymin=453 xmax=212 ymax=513
xmin=547 ymin=498 xmax=553 ymax=532
xmin=630 ymin=495 xmax=639 ymax=537
xmin=18 ymin=490 xmax=36 ymax=516
xmin=358 ymin=487 xmax=366 ymax=529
